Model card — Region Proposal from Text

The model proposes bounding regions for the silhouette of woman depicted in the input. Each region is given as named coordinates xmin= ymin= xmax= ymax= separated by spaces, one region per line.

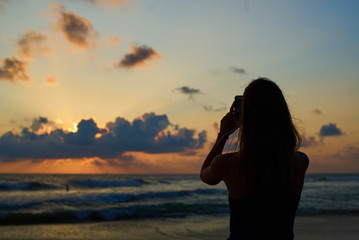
xmin=201 ymin=78 xmax=309 ymax=240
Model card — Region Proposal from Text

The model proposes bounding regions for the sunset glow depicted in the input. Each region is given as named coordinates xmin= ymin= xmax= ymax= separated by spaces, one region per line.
xmin=0 ymin=1 xmax=358 ymax=173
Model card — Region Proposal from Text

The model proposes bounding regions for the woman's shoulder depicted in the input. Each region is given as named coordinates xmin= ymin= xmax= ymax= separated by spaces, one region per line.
xmin=295 ymin=151 xmax=310 ymax=171
xmin=290 ymin=151 xmax=309 ymax=196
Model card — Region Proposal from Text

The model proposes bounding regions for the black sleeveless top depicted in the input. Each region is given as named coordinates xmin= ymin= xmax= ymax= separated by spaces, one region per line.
xmin=227 ymin=186 xmax=300 ymax=240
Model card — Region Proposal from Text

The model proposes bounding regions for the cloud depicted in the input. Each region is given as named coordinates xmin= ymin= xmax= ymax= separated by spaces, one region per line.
xmin=212 ymin=122 xmax=219 ymax=132
xmin=301 ymin=123 xmax=343 ymax=148
xmin=45 ymin=76 xmax=57 ymax=85
xmin=0 ymin=57 xmax=29 ymax=82
xmin=300 ymin=134 xmax=321 ymax=148
xmin=115 ymin=45 xmax=161 ymax=69
xmin=319 ymin=123 xmax=343 ymax=137
xmin=117 ymin=154 xmax=135 ymax=161
xmin=176 ymin=86 xmax=202 ymax=99
xmin=50 ymin=2 xmax=65 ymax=12
xmin=0 ymin=0 xmax=9 ymax=13
xmin=20 ymin=116 xmax=59 ymax=135
xmin=30 ymin=117 xmax=49 ymax=132
xmin=309 ymin=144 xmax=359 ymax=173
xmin=82 ymin=0 xmax=128 ymax=8
xmin=202 ymin=102 xmax=227 ymax=112
xmin=175 ymin=87 xmax=227 ymax=112
xmin=311 ymin=109 xmax=323 ymax=115
xmin=333 ymin=145 xmax=359 ymax=164
xmin=104 ymin=36 xmax=121 ymax=47
xmin=177 ymin=86 xmax=201 ymax=95
xmin=53 ymin=4 xmax=98 ymax=49
xmin=16 ymin=30 xmax=51 ymax=59
xmin=64 ymin=118 xmax=105 ymax=145
xmin=0 ymin=113 xmax=207 ymax=161
xmin=229 ymin=66 xmax=246 ymax=74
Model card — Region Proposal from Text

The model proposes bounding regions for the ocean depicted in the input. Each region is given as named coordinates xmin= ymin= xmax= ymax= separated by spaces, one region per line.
xmin=0 ymin=173 xmax=358 ymax=225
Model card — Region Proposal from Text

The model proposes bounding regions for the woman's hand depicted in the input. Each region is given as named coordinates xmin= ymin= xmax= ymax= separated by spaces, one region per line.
xmin=220 ymin=102 xmax=239 ymax=135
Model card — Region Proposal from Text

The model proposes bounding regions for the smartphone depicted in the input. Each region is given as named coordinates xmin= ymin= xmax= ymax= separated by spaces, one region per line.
xmin=233 ymin=95 xmax=242 ymax=122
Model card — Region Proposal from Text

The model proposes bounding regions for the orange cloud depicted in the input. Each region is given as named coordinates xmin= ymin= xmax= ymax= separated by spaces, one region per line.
xmin=311 ymin=109 xmax=323 ymax=115
xmin=115 ymin=45 xmax=161 ymax=69
xmin=45 ymin=76 xmax=57 ymax=85
xmin=304 ymin=144 xmax=359 ymax=173
xmin=104 ymin=36 xmax=121 ymax=47
xmin=0 ymin=57 xmax=29 ymax=82
xmin=87 ymin=0 xmax=128 ymax=7
xmin=0 ymin=0 xmax=9 ymax=13
xmin=16 ymin=29 xmax=51 ymax=59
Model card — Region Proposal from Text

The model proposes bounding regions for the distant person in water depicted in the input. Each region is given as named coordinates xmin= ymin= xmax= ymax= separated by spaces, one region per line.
xmin=201 ymin=78 xmax=309 ymax=240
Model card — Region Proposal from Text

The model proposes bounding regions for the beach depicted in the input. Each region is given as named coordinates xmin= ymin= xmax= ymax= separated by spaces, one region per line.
xmin=1 ymin=214 xmax=359 ymax=240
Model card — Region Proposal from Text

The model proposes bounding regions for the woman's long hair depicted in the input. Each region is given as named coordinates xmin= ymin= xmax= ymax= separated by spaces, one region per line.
xmin=238 ymin=78 xmax=301 ymax=188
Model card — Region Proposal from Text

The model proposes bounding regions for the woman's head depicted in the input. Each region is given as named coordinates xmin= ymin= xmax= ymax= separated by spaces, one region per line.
xmin=238 ymin=78 xmax=301 ymax=187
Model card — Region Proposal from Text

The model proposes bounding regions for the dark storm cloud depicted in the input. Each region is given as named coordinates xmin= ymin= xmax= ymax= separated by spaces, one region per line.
xmin=116 ymin=46 xmax=160 ymax=69
xmin=0 ymin=57 xmax=29 ymax=82
xmin=54 ymin=5 xmax=98 ymax=48
xmin=319 ymin=123 xmax=343 ymax=137
xmin=0 ymin=113 xmax=207 ymax=161
xmin=16 ymin=30 xmax=51 ymax=59
xmin=229 ymin=66 xmax=246 ymax=74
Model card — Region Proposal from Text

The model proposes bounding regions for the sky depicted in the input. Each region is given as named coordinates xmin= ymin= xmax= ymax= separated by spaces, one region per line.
xmin=0 ymin=0 xmax=358 ymax=174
